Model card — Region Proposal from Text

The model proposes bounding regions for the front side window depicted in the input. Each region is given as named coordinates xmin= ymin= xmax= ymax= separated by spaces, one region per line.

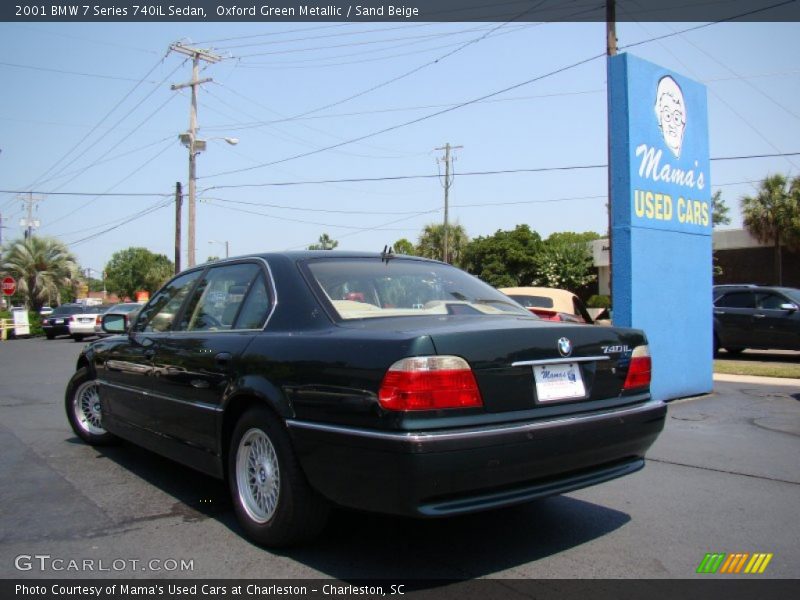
xmin=178 ymin=263 xmax=261 ymax=332
xmin=758 ymin=293 xmax=789 ymax=310
xmin=305 ymin=258 xmax=529 ymax=320
xmin=134 ymin=271 xmax=202 ymax=333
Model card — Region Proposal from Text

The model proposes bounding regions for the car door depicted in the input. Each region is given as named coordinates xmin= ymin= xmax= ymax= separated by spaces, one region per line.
xmin=754 ymin=292 xmax=800 ymax=350
xmin=100 ymin=269 xmax=203 ymax=433
xmin=714 ymin=291 xmax=757 ymax=347
xmin=146 ymin=261 xmax=273 ymax=455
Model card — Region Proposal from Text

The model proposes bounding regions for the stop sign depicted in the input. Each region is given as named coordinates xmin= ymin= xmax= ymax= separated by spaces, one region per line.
xmin=2 ymin=276 xmax=16 ymax=296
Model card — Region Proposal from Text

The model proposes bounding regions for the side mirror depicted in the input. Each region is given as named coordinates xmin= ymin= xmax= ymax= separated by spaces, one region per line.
xmin=779 ymin=303 xmax=798 ymax=312
xmin=102 ymin=313 xmax=129 ymax=334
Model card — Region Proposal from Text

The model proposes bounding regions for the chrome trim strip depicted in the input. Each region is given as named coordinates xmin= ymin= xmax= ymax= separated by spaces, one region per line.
xmin=286 ymin=400 xmax=665 ymax=443
xmin=97 ymin=380 xmax=222 ymax=412
xmin=511 ymin=356 xmax=610 ymax=367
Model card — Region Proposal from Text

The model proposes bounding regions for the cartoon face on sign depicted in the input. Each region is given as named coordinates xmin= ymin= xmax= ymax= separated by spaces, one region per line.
xmin=654 ymin=76 xmax=686 ymax=158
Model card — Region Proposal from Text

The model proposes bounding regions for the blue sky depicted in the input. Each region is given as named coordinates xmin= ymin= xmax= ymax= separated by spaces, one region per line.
xmin=1 ymin=16 xmax=799 ymax=272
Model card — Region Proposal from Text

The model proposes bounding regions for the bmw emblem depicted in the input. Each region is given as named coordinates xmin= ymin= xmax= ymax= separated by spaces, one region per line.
xmin=557 ymin=337 xmax=573 ymax=357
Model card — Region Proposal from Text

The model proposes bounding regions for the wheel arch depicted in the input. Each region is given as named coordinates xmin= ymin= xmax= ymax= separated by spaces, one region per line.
xmin=220 ymin=377 xmax=294 ymax=480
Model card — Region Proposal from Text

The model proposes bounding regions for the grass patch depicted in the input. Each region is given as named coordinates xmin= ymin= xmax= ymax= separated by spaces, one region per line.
xmin=714 ymin=360 xmax=800 ymax=379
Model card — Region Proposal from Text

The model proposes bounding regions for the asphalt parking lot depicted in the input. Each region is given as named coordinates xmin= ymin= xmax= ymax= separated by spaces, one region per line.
xmin=0 ymin=337 xmax=798 ymax=580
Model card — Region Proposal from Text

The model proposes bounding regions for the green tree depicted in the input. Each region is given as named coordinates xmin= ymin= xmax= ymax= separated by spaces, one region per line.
xmin=392 ymin=238 xmax=416 ymax=256
xmin=711 ymin=190 xmax=731 ymax=277
xmin=741 ymin=174 xmax=800 ymax=285
xmin=533 ymin=233 xmax=597 ymax=291
xmin=104 ymin=247 xmax=174 ymax=300
xmin=462 ymin=224 xmax=541 ymax=287
xmin=416 ymin=223 xmax=469 ymax=266
xmin=1 ymin=236 xmax=80 ymax=311
xmin=711 ymin=190 xmax=731 ymax=227
xmin=308 ymin=233 xmax=339 ymax=250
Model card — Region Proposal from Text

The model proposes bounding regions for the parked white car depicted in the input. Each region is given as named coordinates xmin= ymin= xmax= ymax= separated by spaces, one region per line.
xmin=68 ymin=305 xmax=112 ymax=342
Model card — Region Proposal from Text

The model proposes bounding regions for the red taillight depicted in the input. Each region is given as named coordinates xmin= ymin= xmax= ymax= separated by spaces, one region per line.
xmin=96 ymin=315 xmax=103 ymax=325
xmin=623 ymin=346 xmax=652 ymax=391
xmin=378 ymin=356 xmax=483 ymax=411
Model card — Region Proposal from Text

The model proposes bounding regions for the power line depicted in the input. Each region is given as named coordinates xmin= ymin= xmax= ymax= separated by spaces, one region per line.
xmin=43 ymin=141 xmax=176 ymax=232
xmin=234 ymin=26 xmax=533 ymax=70
xmin=203 ymin=53 xmax=605 ymax=180
xmin=233 ymin=24 xmax=518 ymax=59
xmin=207 ymin=201 xmax=425 ymax=231
xmin=35 ymin=63 xmax=184 ymax=190
xmin=22 ymin=53 xmax=170 ymax=192
xmin=67 ymin=198 xmax=174 ymax=246
xmin=4 ymin=150 xmax=798 ymax=199
xmin=265 ymin=9 xmax=544 ymax=126
xmin=203 ymin=68 xmax=800 ymax=129
xmin=203 ymin=7 xmax=790 ymax=182
xmin=0 ymin=60 xmax=160 ymax=82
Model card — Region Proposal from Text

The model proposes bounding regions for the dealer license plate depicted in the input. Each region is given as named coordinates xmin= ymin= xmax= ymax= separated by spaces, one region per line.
xmin=533 ymin=363 xmax=586 ymax=403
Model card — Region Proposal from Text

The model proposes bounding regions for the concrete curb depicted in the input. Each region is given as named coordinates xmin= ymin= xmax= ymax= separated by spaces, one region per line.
xmin=713 ymin=372 xmax=800 ymax=387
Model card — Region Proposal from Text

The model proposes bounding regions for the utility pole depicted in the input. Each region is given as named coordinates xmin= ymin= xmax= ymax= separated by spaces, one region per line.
xmin=170 ymin=43 xmax=220 ymax=267
xmin=18 ymin=192 xmax=44 ymax=239
xmin=174 ymin=181 xmax=182 ymax=274
xmin=435 ymin=143 xmax=463 ymax=263
xmin=606 ymin=0 xmax=617 ymax=314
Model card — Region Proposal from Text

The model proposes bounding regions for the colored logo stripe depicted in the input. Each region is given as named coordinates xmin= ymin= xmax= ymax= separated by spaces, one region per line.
xmin=720 ymin=553 xmax=749 ymax=573
xmin=744 ymin=553 xmax=773 ymax=574
xmin=697 ymin=553 xmax=726 ymax=574
xmin=697 ymin=553 xmax=773 ymax=574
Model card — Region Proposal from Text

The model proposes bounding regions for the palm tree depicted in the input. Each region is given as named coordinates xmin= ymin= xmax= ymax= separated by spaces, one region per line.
xmin=307 ymin=233 xmax=338 ymax=250
xmin=1 ymin=236 xmax=80 ymax=310
xmin=416 ymin=223 xmax=469 ymax=266
xmin=741 ymin=174 xmax=800 ymax=285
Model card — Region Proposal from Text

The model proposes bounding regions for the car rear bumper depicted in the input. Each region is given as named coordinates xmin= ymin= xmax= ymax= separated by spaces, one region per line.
xmin=287 ymin=399 xmax=667 ymax=517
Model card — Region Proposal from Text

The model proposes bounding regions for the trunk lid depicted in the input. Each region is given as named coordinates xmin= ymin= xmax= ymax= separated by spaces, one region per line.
xmin=339 ymin=315 xmax=648 ymax=414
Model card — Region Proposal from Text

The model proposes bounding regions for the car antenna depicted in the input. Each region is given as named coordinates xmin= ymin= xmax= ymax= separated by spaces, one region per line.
xmin=381 ymin=245 xmax=395 ymax=263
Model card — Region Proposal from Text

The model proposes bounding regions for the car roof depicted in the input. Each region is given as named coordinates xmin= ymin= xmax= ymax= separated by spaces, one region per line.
xmin=715 ymin=285 xmax=799 ymax=294
xmin=200 ymin=250 xmax=442 ymax=264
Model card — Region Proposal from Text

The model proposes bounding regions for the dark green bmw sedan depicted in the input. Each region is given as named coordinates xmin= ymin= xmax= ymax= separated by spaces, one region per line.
xmin=65 ymin=251 xmax=666 ymax=547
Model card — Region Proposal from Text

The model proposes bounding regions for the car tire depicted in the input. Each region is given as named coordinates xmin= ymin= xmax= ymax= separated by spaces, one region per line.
xmin=72 ymin=334 xmax=84 ymax=342
xmin=65 ymin=367 xmax=117 ymax=446
xmin=45 ymin=332 xmax=54 ymax=340
xmin=713 ymin=334 xmax=720 ymax=357
xmin=725 ymin=347 xmax=745 ymax=356
xmin=228 ymin=406 xmax=329 ymax=547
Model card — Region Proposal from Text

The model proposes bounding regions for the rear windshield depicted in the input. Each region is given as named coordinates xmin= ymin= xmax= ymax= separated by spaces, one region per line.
xmin=107 ymin=303 xmax=142 ymax=314
xmin=305 ymin=258 xmax=531 ymax=320
xmin=52 ymin=305 xmax=86 ymax=316
xmin=507 ymin=294 xmax=555 ymax=309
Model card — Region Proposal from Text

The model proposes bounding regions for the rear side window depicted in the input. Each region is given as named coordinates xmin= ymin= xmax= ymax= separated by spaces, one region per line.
xmin=235 ymin=273 xmax=272 ymax=329
xmin=715 ymin=292 xmax=755 ymax=309
xmin=179 ymin=263 xmax=262 ymax=332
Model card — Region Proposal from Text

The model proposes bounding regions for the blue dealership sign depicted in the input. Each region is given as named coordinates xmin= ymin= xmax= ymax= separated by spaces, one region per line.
xmin=609 ymin=53 xmax=712 ymax=401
